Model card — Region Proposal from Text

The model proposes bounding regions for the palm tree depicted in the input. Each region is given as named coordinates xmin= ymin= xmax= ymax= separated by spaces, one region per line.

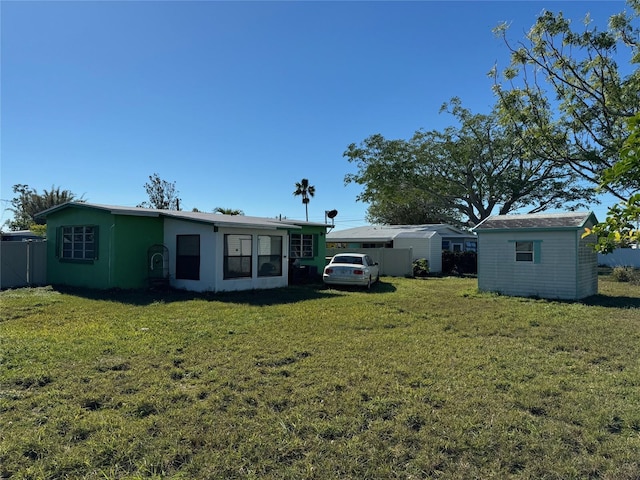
xmin=213 ymin=207 xmax=244 ymax=215
xmin=293 ymin=178 xmax=316 ymax=221
xmin=6 ymin=184 xmax=80 ymax=230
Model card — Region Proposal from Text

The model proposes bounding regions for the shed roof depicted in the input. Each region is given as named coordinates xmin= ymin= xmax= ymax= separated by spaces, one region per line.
xmin=36 ymin=202 xmax=329 ymax=230
xmin=326 ymin=224 xmax=474 ymax=243
xmin=473 ymin=212 xmax=597 ymax=232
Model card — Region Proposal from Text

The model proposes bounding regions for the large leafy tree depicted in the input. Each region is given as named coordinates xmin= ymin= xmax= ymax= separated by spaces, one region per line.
xmin=491 ymin=2 xmax=640 ymax=201
xmin=585 ymin=113 xmax=640 ymax=252
xmin=344 ymin=99 xmax=591 ymax=227
xmin=293 ymin=178 xmax=315 ymax=221
xmin=137 ymin=173 xmax=182 ymax=210
xmin=5 ymin=184 xmax=79 ymax=231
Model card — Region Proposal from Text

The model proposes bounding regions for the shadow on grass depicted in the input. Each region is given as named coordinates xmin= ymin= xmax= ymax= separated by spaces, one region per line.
xmin=581 ymin=293 xmax=640 ymax=309
xmin=52 ymin=280 xmax=397 ymax=307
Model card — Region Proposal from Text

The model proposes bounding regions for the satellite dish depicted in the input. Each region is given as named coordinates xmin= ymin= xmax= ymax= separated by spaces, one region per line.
xmin=327 ymin=209 xmax=338 ymax=219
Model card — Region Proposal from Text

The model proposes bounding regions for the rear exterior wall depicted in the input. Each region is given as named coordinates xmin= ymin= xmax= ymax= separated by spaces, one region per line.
xmin=46 ymin=208 xmax=163 ymax=289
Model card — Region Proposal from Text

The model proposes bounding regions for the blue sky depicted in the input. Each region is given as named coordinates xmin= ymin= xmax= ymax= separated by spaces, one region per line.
xmin=1 ymin=1 xmax=629 ymax=228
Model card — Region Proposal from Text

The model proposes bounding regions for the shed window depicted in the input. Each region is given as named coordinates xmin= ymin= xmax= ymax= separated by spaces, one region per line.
xmin=515 ymin=241 xmax=534 ymax=262
xmin=60 ymin=226 xmax=98 ymax=261
xmin=176 ymin=235 xmax=200 ymax=280
xmin=224 ymin=234 xmax=252 ymax=279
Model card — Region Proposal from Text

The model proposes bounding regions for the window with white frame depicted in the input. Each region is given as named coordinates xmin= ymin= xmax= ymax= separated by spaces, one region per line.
xmin=290 ymin=233 xmax=313 ymax=259
xmin=224 ymin=234 xmax=252 ymax=279
xmin=257 ymin=235 xmax=282 ymax=277
xmin=515 ymin=241 xmax=534 ymax=262
xmin=61 ymin=226 xmax=97 ymax=260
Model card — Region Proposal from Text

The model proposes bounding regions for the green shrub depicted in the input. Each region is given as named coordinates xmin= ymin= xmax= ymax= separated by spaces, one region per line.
xmin=412 ymin=258 xmax=429 ymax=277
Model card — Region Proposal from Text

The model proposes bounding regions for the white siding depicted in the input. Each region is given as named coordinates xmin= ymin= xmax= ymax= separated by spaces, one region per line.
xmin=164 ymin=219 xmax=289 ymax=292
xmin=164 ymin=218 xmax=218 ymax=292
xmin=215 ymin=227 xmax=289 ymax=292
xmin=478 ymin=230 xmax=583 ymax=300
xmin=394 ymin=232 xmax=442 ymax=273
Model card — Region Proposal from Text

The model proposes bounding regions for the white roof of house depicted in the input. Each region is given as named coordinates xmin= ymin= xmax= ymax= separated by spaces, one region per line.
xmin=326 ymin=224 xmax=475 ymax=242
xmin=37 ymin=202 xmax=329 ymax=230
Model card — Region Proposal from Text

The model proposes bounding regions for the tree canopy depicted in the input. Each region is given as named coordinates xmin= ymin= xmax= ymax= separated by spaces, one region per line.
xmin=491 ymin=2 xmax=640 ymax=200
xmin=137 ymin=174 xmax=182 ymax=210
xmin=345 ymin=2 xmax=639 ymax=228
xmin=584 ymin=113 xmax=640 ymax=252
xmin=5 ymin=184 xmax=80 ymax=231
xmin=344 ymin=100 xmax=591 ymax=227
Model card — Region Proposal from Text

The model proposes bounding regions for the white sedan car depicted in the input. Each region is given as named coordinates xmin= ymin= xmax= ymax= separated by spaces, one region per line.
xmin=323 ymin=253 xmax=380 ymax=289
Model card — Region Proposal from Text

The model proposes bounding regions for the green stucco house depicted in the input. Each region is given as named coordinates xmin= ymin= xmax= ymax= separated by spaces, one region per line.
xmin=38 ymin=202 xmax=328 ymax=292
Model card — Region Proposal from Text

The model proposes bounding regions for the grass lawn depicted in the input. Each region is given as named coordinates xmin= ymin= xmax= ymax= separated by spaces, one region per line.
xmin=1 ymin=275 xmax=639 ymax=479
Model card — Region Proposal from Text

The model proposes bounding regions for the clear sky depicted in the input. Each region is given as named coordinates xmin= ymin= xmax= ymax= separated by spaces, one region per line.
xmin=1 ymin=1 xmax=630 ymax=228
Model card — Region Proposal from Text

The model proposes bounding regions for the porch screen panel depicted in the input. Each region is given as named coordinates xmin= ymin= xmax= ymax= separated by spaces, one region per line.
xmin=224 ymin=234 xmax=252 ymax=279
xmin=258 ymin=235 xmax=282 ymax=277
xmin=176 ymin=234 xmax=200 ymax=280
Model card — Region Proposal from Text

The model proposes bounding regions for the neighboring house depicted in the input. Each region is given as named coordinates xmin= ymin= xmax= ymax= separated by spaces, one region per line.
xmin=326 ymin=224 xmax=477 ymax=275
xmin=473 ymin=212 xmax=598 ymax=300
xmin=37 ymin=202 xmax=328 ymax=292
xmin=1 ymin=230 xmax=44 ymax=242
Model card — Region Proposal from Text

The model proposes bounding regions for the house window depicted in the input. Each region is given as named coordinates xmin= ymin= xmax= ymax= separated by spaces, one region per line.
xmin=362 ymin=242 xmax=393 ymax=248
xmin=442 ymin=240 xmax=450 ymax=251
xmin=176 ymin=235 xmax=200 ymax=280
xmin=257 ymin=235 xmax=282 ymax=277
xmin=515 ymin=241 xmax=534 ymax=262
xmin=290 ymin=234 xmax=313 ymax=259
xmin=224 ymin=234 xmax=252 ymax=279
xmin=465 ymin=241 xmax=477 ymax=252
xmin=61 ymin=226 xmax=97 ymax=261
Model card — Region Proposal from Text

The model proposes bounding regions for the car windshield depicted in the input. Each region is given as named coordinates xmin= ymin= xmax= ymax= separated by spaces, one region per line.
xmin=333 ymin=256 xmax=363 ymax=265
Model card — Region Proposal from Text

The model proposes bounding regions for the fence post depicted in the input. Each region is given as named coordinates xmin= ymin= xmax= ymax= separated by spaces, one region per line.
xmin=26 ymin=240 xmax=31 ymax=286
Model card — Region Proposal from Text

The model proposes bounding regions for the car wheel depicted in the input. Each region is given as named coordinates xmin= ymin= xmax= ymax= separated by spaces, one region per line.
xmin=366 ymin=276 xmax=372 ymax=290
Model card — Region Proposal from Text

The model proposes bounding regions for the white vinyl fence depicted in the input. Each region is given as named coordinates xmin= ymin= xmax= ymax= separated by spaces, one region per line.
xmin=598 ymin=248 xmax=640 ymax=268
xmin=0 ymin=241 xmax=47 ymax=289
xmin=326 ymin=247 xmax=414 ymax=277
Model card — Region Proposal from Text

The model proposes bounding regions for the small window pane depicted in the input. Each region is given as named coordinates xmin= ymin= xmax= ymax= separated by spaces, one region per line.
xmin=60 ymin=225 xmax=98 ymax=260
xmin=515 ymin=241 xmax=534 ymax=262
